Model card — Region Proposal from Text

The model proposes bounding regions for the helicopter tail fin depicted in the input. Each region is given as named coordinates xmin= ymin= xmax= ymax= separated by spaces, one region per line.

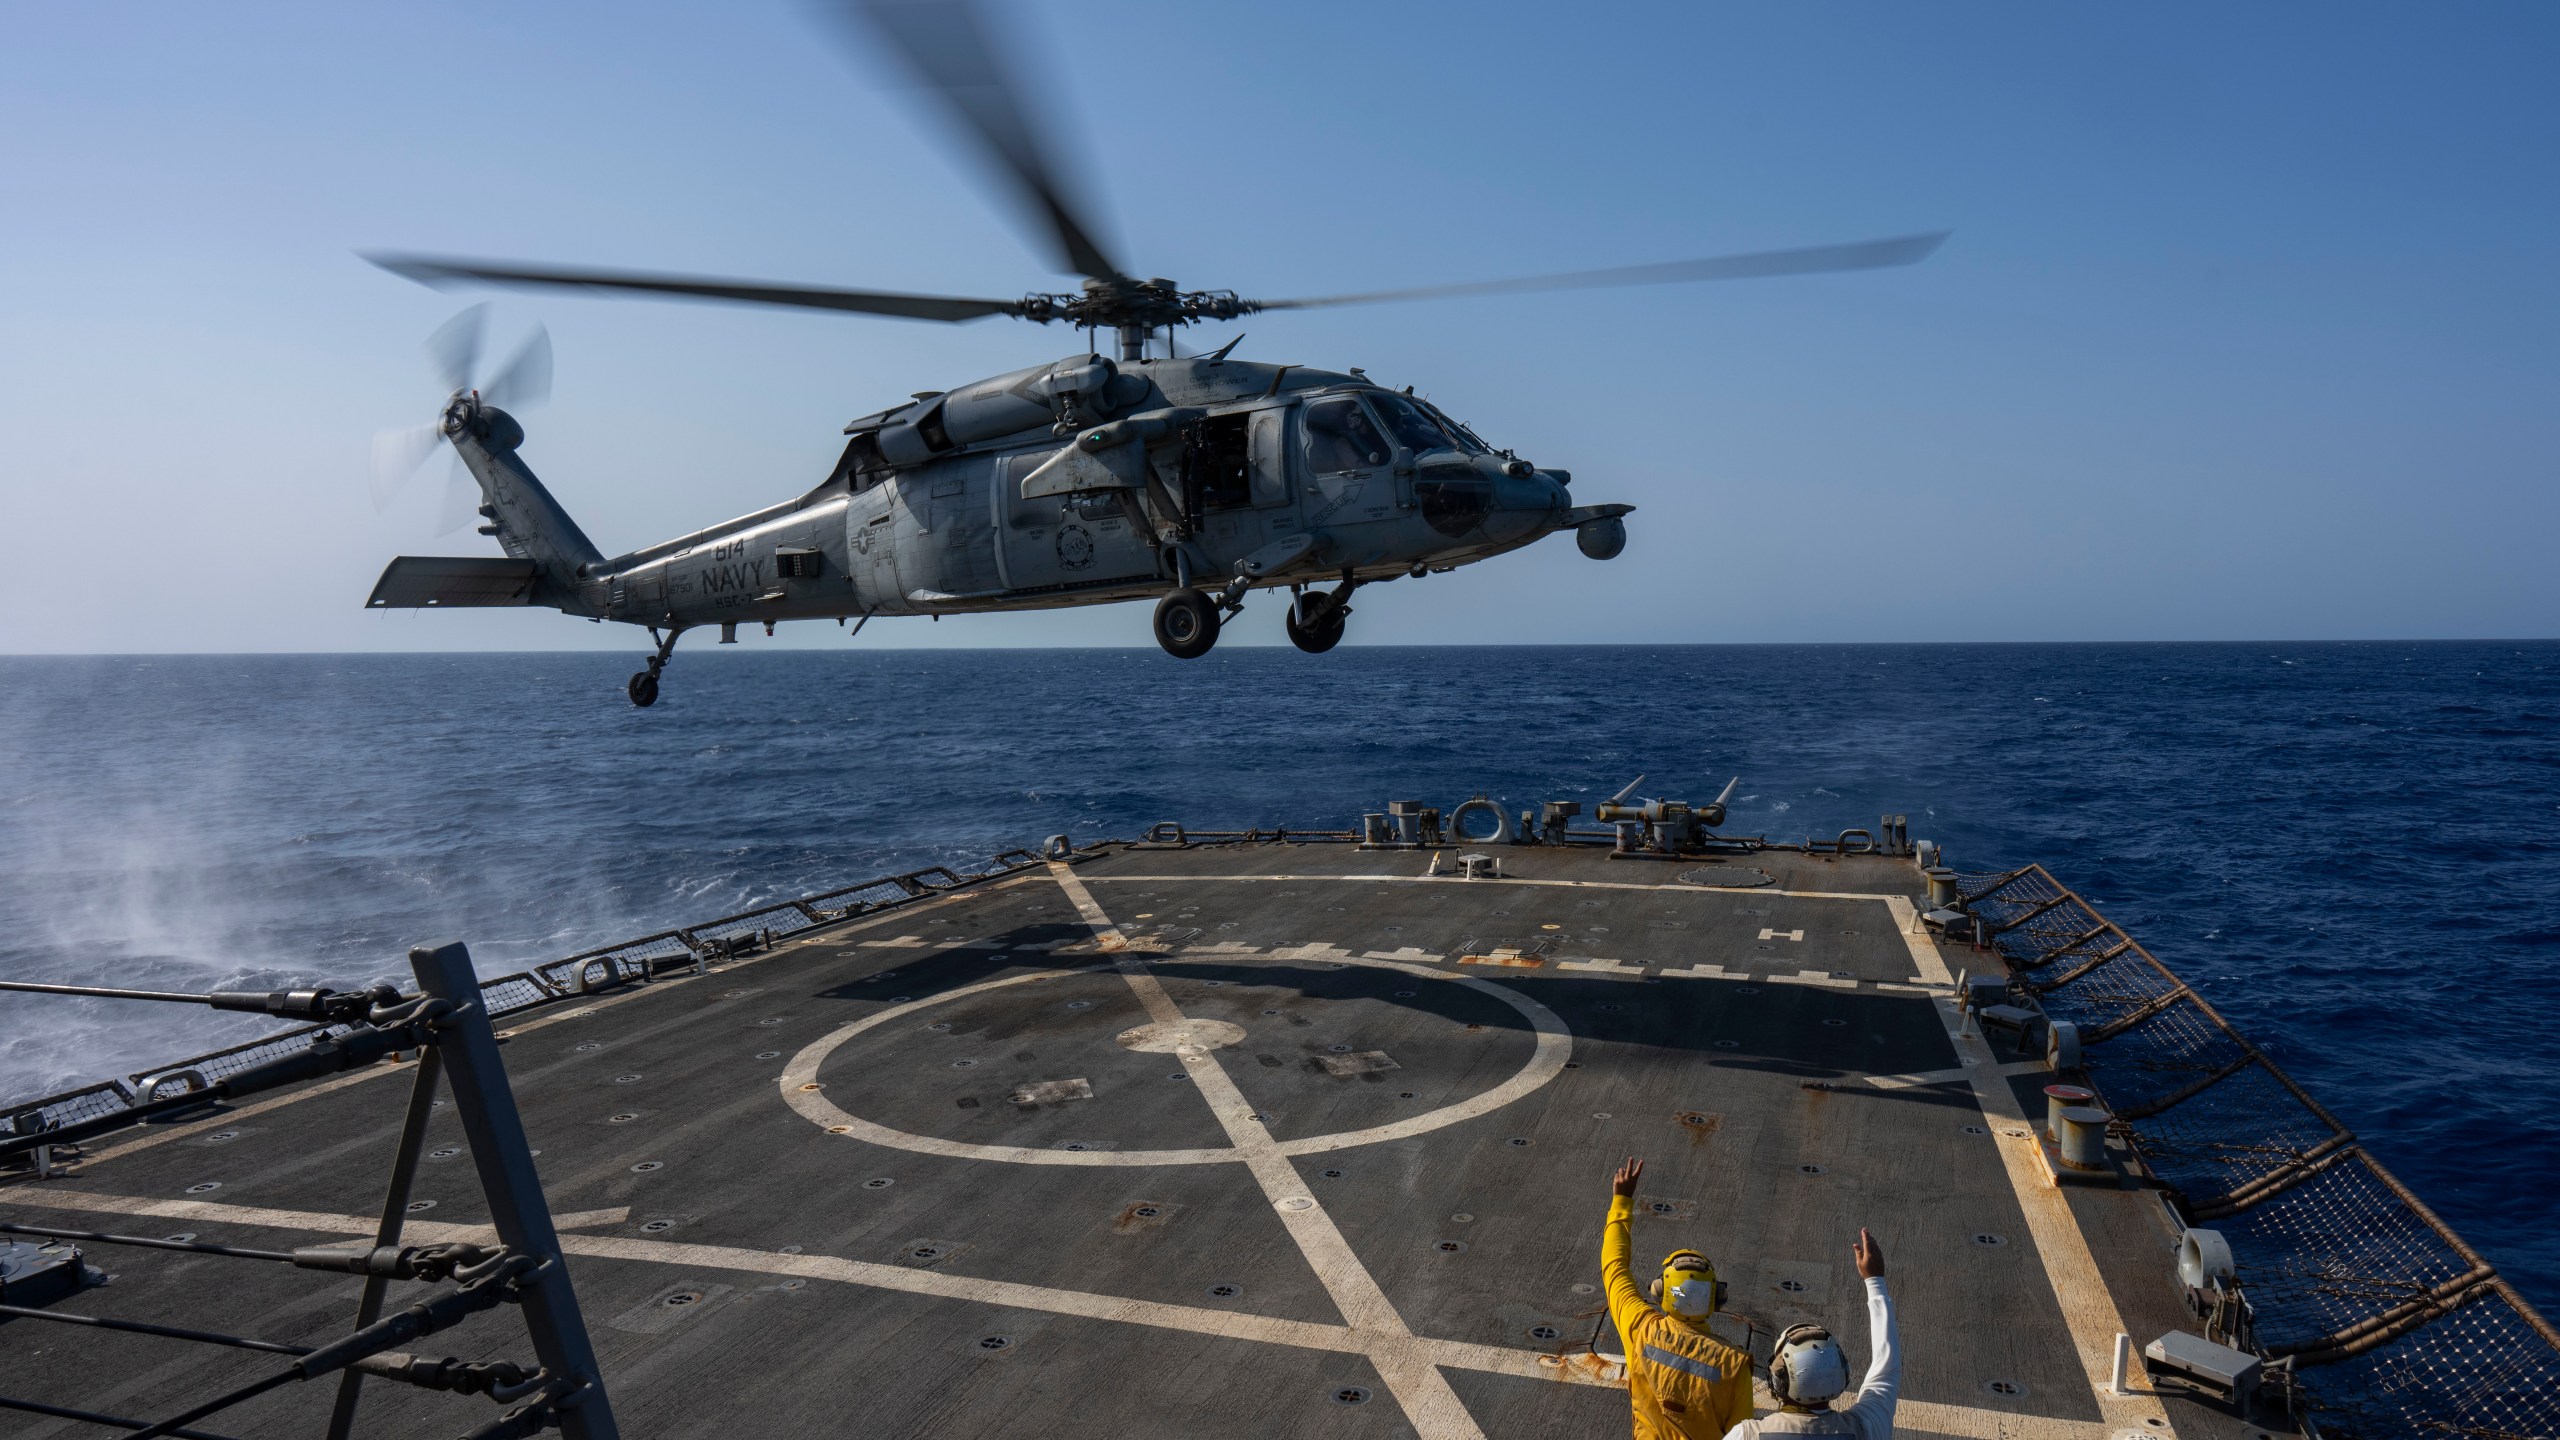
xmin=448 ymin=406 xmax=607 ymax=613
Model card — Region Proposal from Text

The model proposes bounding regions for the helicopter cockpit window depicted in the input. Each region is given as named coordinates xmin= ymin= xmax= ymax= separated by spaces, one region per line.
xmin=1303 ymin=397 xmax=1389 ymax=473
xmin=1418 ymin=401 xmax=1489 ymax=454
xmin=1369 ymin=393 xmax=1458 ymax=456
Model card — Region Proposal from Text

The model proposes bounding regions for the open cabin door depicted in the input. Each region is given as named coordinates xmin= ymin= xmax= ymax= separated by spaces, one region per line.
xmin=1249 ymin=407 xmax=1292 ymax=511
xmin=1173 ymin=408 xmax=1305 ymax=573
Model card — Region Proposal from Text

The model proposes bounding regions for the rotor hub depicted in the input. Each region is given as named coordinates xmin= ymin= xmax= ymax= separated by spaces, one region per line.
xmin=1020 ymin=277 xmax=1253 ymax=333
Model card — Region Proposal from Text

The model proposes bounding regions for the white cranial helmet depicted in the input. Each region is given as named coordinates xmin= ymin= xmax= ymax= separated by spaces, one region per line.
xmin=1771 ymin=1324 xmax=1850 ymax=1405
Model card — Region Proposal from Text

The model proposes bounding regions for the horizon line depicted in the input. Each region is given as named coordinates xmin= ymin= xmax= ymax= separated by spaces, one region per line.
xmin=5 ymin=637 xmax=2557 ymax=660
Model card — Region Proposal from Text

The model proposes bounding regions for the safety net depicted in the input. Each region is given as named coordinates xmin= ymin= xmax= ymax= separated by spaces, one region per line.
xmin=1962 ymin=866 xmax=2560 ymax=1440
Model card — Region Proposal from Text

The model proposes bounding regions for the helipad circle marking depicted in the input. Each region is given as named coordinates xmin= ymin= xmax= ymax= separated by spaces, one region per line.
xmin=781 ymin=957 xmax=1572 ymax=1166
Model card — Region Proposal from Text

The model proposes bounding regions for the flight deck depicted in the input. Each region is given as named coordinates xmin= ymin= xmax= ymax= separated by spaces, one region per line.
xmin=3 ymin=831 xmax=2551 ymax=1440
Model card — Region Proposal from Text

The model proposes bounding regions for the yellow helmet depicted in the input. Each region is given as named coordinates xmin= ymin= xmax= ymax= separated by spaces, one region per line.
xmin=1648 ymin=1250 xmax=1727 ymax=1320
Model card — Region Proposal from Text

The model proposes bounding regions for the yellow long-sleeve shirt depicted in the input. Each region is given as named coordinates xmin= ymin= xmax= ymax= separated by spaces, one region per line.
xmin=1602 ymin=1194 xmax=1755 ymax=1440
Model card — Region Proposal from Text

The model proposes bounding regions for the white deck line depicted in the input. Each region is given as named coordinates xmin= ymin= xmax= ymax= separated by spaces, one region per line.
xmin=1867 ymin=1060 xmax=2051 ymax=1090
xmin=1945 ymin=1003 xmax=2181 ymax=1436
xmin=0 ymin=1187 xmax=2111 ymax=1440
xmin=1085 ymin=872 xmax=2181 ymax=1435
xmin=1070 ymin=872 xmax=1488 ymax=1440
xmin=14 ymin=863 xmax=2138 ymax=1439
xmin=1884 ymin=895 xmax=1955 ymax=986
xmin=1882 ymin=896 xmax=2182 ymax=1431
xmin=776 ymin=952 xmax=1569 ymax=1167
xmin=1086 ymin=872 xmax=1918 ymax=906
xmin=1048 ymin=861 xmax=1131 ymax=952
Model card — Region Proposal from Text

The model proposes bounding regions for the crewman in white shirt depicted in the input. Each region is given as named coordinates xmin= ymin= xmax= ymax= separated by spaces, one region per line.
xmin=1721 ymin=1227 xmax=1900 ymax=1440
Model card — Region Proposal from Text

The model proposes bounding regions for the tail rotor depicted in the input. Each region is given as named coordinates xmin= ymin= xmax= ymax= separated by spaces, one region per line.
xmin=424 ymin=303 xmax=486 ymax=396
xmin=370 ymin=305 xmax=551 ymax=535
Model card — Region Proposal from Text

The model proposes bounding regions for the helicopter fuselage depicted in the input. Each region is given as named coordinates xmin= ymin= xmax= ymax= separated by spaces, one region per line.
xmin=433 ymin=351 xmax=1630 ymax=647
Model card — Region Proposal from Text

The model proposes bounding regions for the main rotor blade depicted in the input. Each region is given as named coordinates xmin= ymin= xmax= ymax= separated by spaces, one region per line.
xmin=831 ymin=0 xmax=1124 ymax=282
xmin=1251 ymin=232 xmax=1951 ymax=312
xmin=423 ymin=304 xmax=487 ymax=394
xmin=366 ymin=254 xmax=1028 ymax=323
xmin=368 ymin=424 xmax=445 ymax=512
xmin=481 ymin=324 xmax=552 ymax=412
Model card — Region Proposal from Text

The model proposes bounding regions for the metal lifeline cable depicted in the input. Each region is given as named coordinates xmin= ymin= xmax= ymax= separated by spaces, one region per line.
xmin=1 ymin=942 xmax=619 ymax=1439
xmin=0 ymin=1394 xmax=243 ymax=1440
xmin=0 ymin=1303 xmax=310 ymax=1357
xmin=0 ymin=1223 xmax=301 ymax=1264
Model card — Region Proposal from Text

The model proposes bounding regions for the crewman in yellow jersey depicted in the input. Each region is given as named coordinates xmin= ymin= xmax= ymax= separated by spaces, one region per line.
xmin=1600 ymin=1156 xmax=1755 ymax=1439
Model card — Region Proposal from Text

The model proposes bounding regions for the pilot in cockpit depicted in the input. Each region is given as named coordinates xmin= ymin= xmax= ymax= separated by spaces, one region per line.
xmin=1368 ymin=392 xmax=1462 ymax=456
xmin=1304 ymin=396 xmax=1391 ymax=473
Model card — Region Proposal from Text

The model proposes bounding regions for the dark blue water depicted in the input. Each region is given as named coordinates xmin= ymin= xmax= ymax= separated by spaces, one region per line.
xmin=3 ymin=643 xmax=2554 ymax=1309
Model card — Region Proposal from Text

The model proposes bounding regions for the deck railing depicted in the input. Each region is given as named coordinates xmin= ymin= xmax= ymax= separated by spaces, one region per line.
xmin=1 ymin=850 xmax=1051 ymax=1146
xmin=1961 ymin=864 xmax=2560 ymax=1440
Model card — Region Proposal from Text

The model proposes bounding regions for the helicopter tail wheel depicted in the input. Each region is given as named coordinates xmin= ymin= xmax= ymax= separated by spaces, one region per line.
xmin=1284 ymin=596 xmax=1347 ymax=654
xmin=1153 ymin=588 xmax=1220 ymax=660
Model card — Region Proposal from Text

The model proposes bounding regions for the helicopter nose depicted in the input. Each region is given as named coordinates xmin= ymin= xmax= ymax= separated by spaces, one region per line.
xmin=1481 ymin=469 xmax=1566 ymax=541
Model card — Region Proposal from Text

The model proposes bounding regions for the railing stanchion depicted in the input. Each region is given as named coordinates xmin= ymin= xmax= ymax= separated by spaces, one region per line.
xmin=409 ymin=942 xmax=619 ymax=1440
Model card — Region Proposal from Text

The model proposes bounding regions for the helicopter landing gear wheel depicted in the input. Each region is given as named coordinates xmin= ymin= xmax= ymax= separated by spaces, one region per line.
xmin=1284 ymin=596 xmax=1346 ymax=654
xmin=1152 ymin=588 xmax=1220 ymax=659
xmin=628 ymin=626 xmax=682 ymax=708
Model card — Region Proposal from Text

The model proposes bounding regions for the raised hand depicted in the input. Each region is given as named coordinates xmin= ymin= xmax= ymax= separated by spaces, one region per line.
xmin=1853 ymin=1227 xmax=1885 ymax=1279
xmin=1612 ymin=1156 xmax=1645 ymax=1198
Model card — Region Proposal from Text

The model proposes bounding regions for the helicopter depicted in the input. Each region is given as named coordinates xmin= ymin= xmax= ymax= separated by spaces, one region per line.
xmin=364 ymin=0 xmax=1945 ymax=707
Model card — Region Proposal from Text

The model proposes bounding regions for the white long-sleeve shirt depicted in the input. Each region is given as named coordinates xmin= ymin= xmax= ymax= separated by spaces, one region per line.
xmin=1722 ymin=1276 xmax=1899 ymax=1440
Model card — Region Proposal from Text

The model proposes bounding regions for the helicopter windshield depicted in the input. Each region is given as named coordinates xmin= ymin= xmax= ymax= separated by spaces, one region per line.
xmin=1419 ymin=401 xmax=1490 ymax=453
xmin=1368 ymin=393 xmax=1459 ymax=455
xmin=1303 ymin=396 xmax=1391 ymax=473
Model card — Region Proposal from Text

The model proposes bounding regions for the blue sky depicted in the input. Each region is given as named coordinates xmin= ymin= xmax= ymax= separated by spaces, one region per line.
xmin=4 ymin=2 xmax=2554 ymax=651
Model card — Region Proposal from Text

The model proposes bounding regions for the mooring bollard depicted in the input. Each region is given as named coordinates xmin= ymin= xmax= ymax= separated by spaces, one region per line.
xmin=2042 ymin=1083 xmax=2096 ymax=1141
xmin=2056 ymin=1104 xmax=2110 ymax=1171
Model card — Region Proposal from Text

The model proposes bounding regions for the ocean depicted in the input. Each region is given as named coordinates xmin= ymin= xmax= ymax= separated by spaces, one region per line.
xmin=2 ymin=642 xmax=2553 ymax=1309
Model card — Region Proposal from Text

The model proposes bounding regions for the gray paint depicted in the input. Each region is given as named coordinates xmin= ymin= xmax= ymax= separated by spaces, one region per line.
xmin=368 ymin=357 xmax=1631 ymax=664
xmin=4 ymin=844 xmax=2251 ymax=1439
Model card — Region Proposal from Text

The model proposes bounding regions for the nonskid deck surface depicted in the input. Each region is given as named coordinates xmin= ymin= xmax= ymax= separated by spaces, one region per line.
xmin=2 ymin=845 xmax=2251 ymax=1439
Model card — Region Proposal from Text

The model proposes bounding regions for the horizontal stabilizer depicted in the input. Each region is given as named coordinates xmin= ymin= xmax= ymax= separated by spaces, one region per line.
xmin=366 ymin=556 xmax=540 ymax=608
